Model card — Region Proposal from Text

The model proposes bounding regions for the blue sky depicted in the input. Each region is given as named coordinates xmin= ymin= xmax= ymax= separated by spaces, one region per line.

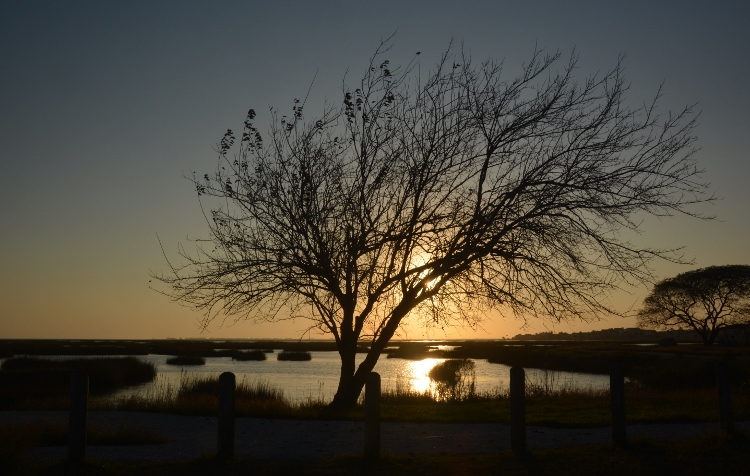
xmin=1 ymin=1 xmax=749 ymax=339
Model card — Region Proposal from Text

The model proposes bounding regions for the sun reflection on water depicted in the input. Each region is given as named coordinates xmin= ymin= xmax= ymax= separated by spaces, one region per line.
xmin=397 ymin=358 xmax=446 ymax=393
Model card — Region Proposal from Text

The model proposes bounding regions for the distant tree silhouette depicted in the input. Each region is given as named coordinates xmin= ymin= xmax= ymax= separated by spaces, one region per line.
xmin=155 ymin=39 xmax=710 ymax=415
xmin=638 ymin=265 xmax=750 ymax=346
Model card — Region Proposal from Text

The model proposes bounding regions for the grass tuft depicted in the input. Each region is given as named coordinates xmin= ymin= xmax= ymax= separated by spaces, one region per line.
xmin=165 ymin=355 xmax=206 ymax=366
xmin=231 ymin=350 xmax=267 ymax=361
xmin=277 ymin=351 xmax=312 ymax=361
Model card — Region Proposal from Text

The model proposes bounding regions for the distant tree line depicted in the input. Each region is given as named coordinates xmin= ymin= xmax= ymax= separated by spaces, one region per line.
xmin=511 ymin=327 xmax=702 ymax=342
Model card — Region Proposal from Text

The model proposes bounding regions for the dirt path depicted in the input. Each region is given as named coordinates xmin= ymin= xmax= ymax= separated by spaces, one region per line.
xmin=3 ymin=411 xmax=746 ymax=462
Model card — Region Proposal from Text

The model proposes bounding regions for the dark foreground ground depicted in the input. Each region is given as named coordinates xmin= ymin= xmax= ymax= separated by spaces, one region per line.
xmin=1 ymin=411 xmax=748 ymax=475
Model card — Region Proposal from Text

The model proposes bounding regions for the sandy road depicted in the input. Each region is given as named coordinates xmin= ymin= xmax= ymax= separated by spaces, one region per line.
xmin=2 ymin=411 xmax=745 ymax=462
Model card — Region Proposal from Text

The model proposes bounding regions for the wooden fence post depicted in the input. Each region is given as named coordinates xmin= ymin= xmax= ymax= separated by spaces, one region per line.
xmin=510 ymin=366 xmax=526 ymax=455
xmin=68 ymin=371 xmax=88 ymax=464
xmin=610 ymin=365 xmax=627 ymax=448
xmin=716 ymin=362 xmax=733 ymax=436
xmin=365 ymin=372 xmax=381 ymax=459
xmin=218 ymin=371 xmax=236 ymax=461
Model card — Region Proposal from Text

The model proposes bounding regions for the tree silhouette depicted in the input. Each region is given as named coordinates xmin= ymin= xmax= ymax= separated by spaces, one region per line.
xmin=638 ymin=265 xmax=750 ymax=346
xmin=155 ymin=40 xmax=709 ymax=415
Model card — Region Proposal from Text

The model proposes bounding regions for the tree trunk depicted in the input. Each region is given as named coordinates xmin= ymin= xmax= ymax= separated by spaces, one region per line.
xmin=703 ymin=330 xmax=717 ymax=346
xmin=322 ymin=297 xmax=417 ymax=417
xmin=324 ymin=372 xmax=367 ymax=417
xmin=322 ymin=337 xmax=369 ymax=417
xmin=323 ymin=342 xmax=389 ymax=417
xmin=323 ymin=328 xmax=406 ymax=418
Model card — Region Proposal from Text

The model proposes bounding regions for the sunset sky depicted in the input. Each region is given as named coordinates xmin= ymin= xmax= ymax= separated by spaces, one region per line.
xmin=2 ymin=1 xmax=749 ymax=340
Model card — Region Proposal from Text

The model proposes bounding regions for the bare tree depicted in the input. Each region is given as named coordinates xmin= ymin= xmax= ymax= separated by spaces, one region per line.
xmin=155 ymin=40 xmax=709 ymax=415
xmin=638 ymin=265 xmax=750 ymax=346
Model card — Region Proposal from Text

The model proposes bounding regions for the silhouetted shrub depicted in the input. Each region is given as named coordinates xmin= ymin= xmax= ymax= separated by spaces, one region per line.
xmin=428 ymin=358 xmax=476 ymax=401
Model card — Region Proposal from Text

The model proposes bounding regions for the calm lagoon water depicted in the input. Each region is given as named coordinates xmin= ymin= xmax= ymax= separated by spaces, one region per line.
xmin=103 ymin=351 xmax=611 ymax=403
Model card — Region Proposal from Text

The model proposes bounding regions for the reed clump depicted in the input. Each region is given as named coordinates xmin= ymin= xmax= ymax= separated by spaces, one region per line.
xmin=428 ymin=358 xmax=477 ymax=401
xmin=0 ymin=357 xmax=156 ymax=409
xmin=165 ymin=355 xmax=206 ymax=366
xmin=231 ymin=350 xmax=267 ymax=361
xmin=106 ymin=373 xmax=299 ymax=417
xmin=277 ymin=351 xmax=312 ymax=361
xmin=179 ymin=374 xmax=285 ymax=401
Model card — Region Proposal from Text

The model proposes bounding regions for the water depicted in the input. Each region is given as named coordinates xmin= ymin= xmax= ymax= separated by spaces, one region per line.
xmin=102 ymin=351 xmax=612 ymax=403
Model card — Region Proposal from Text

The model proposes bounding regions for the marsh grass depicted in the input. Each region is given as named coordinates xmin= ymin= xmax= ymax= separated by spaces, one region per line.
xmin=101 ymin=372 xmax=317 ymax=418
xmin=3 ymin=349 xmax=749 ymax=428
xmin=428 ymin=358 xmax=477 ymax=401
xmin=524 ymin=368 xmax=609 ymax=398
xmin=483 ymin=344 xmax=750 ymax=389
xmin=231 ymin=350 xmax=267 ymax=361
xmin=626 ymin=384 xmax=750 ymax=423
xmin=368 ymin=384 xmax=598 ymax=426
xmin=165 ymin=355 xmax=206 ymax=366
xmin=88 ymin=365 xmax=750 ymax=426
xmin=277 ymin=351 xmax=312 ymax=361
xmin=0 ymin=357 xmax=156 ymax=409
xmin=343 ymin=367 xmax=750 ymax=426
xmin=183 ymin=373 xmax=280 ymax=398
